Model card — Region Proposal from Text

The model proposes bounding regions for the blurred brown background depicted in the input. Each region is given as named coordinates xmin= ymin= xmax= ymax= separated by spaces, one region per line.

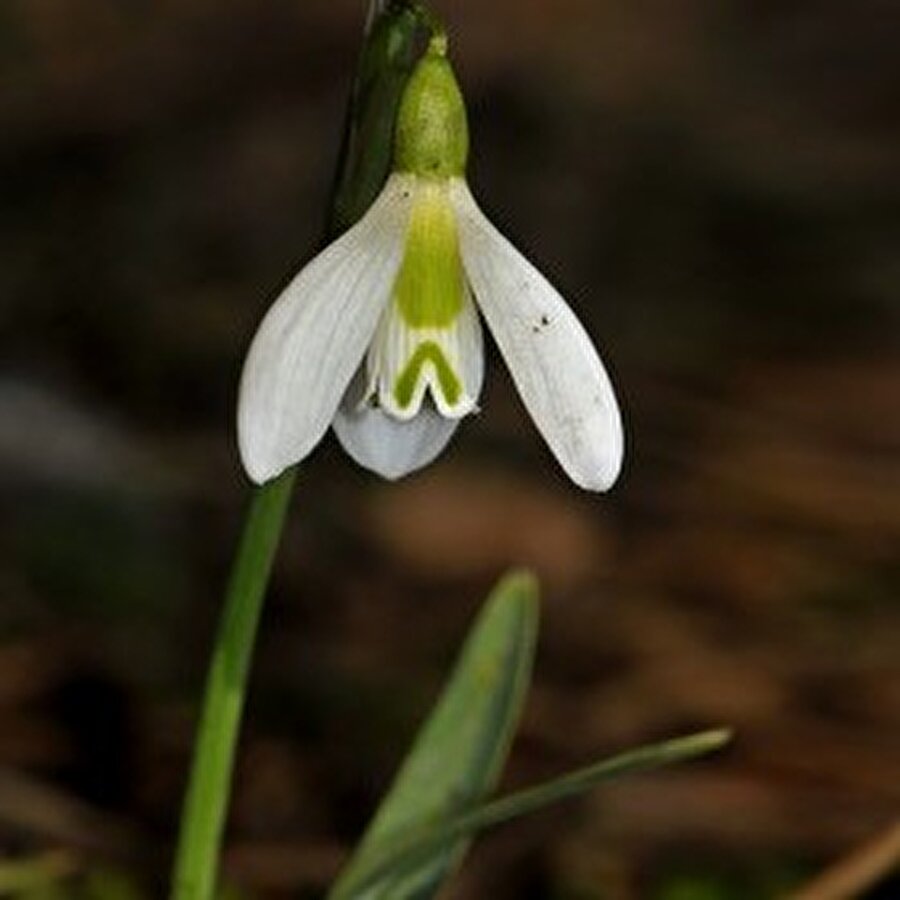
xmin=1 ymin=1 xmax=898 ymax=897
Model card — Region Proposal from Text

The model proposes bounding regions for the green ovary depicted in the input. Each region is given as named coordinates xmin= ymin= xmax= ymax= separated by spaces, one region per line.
xmin=394 ymin=187 xmax=464 ymax=328
xmin=394 ymin=341 xmax=461 ymax=410
xmin=393 ymin=43 xmax=469 ymax=178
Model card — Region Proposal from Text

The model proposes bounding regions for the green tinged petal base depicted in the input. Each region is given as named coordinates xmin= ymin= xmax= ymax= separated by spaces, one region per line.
xmin=394 ymin=182 xmax=465 ymax=328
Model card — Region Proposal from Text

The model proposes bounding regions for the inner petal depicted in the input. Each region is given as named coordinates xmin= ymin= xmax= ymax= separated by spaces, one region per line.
xmin=364 ymin=299 xmax=479 ymax=421
xmin=361 ymin=180 xmax=483 ymax=421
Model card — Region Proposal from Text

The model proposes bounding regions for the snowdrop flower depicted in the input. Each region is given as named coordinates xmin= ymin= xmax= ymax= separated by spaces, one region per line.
xmin=238 ymin=36 xmax=623 ymax=490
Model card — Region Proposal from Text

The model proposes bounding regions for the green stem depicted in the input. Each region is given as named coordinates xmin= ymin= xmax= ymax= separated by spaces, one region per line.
xmin=170 ymin=471 xmax=295 ymax=900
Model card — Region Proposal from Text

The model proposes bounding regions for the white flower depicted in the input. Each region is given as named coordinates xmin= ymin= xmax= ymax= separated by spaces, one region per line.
xmin=237 ymin=38 xmax=623 ymax=491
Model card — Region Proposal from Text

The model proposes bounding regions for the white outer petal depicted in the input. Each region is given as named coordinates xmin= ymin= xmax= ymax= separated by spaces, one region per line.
xmin=451 ymin=179 xmax=624 ymax=491
xmin=333 ymin=401 xmax=459 ymax=480
xmin=456 ymin=283 xmax=485 ymax=409
xmin=237 ymin=175 xmax=414 ymax=483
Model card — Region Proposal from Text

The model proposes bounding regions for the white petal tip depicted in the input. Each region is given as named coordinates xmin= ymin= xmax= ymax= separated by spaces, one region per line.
xmin=571 ymin=448 xmax=623 ymax=492
xmin=566 ymin=403 xmax=625 ymax=492
xmin=237 ymin=443 xmax=282 ymax=485
xmin=236 ymin=411 xmax=301 ymax=485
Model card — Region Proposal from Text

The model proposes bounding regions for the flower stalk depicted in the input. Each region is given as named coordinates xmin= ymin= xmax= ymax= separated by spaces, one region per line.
xmin=170 ymin=471 xmax=295 ymax=900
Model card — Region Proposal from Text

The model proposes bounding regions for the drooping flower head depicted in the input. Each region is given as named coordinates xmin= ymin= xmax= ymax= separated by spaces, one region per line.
xmin=238 ymin=34 xmax=623 ymax=490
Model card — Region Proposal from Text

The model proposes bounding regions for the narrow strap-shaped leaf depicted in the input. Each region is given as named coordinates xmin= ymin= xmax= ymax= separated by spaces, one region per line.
xmin=328 ymin=570 xmax=539 ymax=900
xmin=329 ymin=1 xmax=420 ymax=236
xmin=338 ymin=728 xmax=732 ymax=897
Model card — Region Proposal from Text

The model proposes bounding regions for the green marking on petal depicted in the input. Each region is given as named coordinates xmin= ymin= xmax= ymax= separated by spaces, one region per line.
xmin=394 ymin=187 xmax=464 ymax=328
xmin=394 ymin=341 xmax=461 ymax=409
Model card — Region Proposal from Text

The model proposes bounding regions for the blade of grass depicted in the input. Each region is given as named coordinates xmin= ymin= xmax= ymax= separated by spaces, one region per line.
xmin=328 ymin=570 xmax=539 ymax=900
xmin=337 ymin=728 xmax=732 ymax=898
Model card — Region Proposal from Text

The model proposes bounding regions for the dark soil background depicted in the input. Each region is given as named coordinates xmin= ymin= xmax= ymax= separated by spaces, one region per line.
xmin=1 ymin=1 xmax=898 ymax=897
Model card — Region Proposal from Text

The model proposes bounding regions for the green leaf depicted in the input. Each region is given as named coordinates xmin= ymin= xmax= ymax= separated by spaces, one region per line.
xmin=342 ymin=729 xmax=732 ymax=897
xmin=328 ymin=570 xmax=539 ymax=900
xmin=329 ymin=1 xmax=420 ymax=235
